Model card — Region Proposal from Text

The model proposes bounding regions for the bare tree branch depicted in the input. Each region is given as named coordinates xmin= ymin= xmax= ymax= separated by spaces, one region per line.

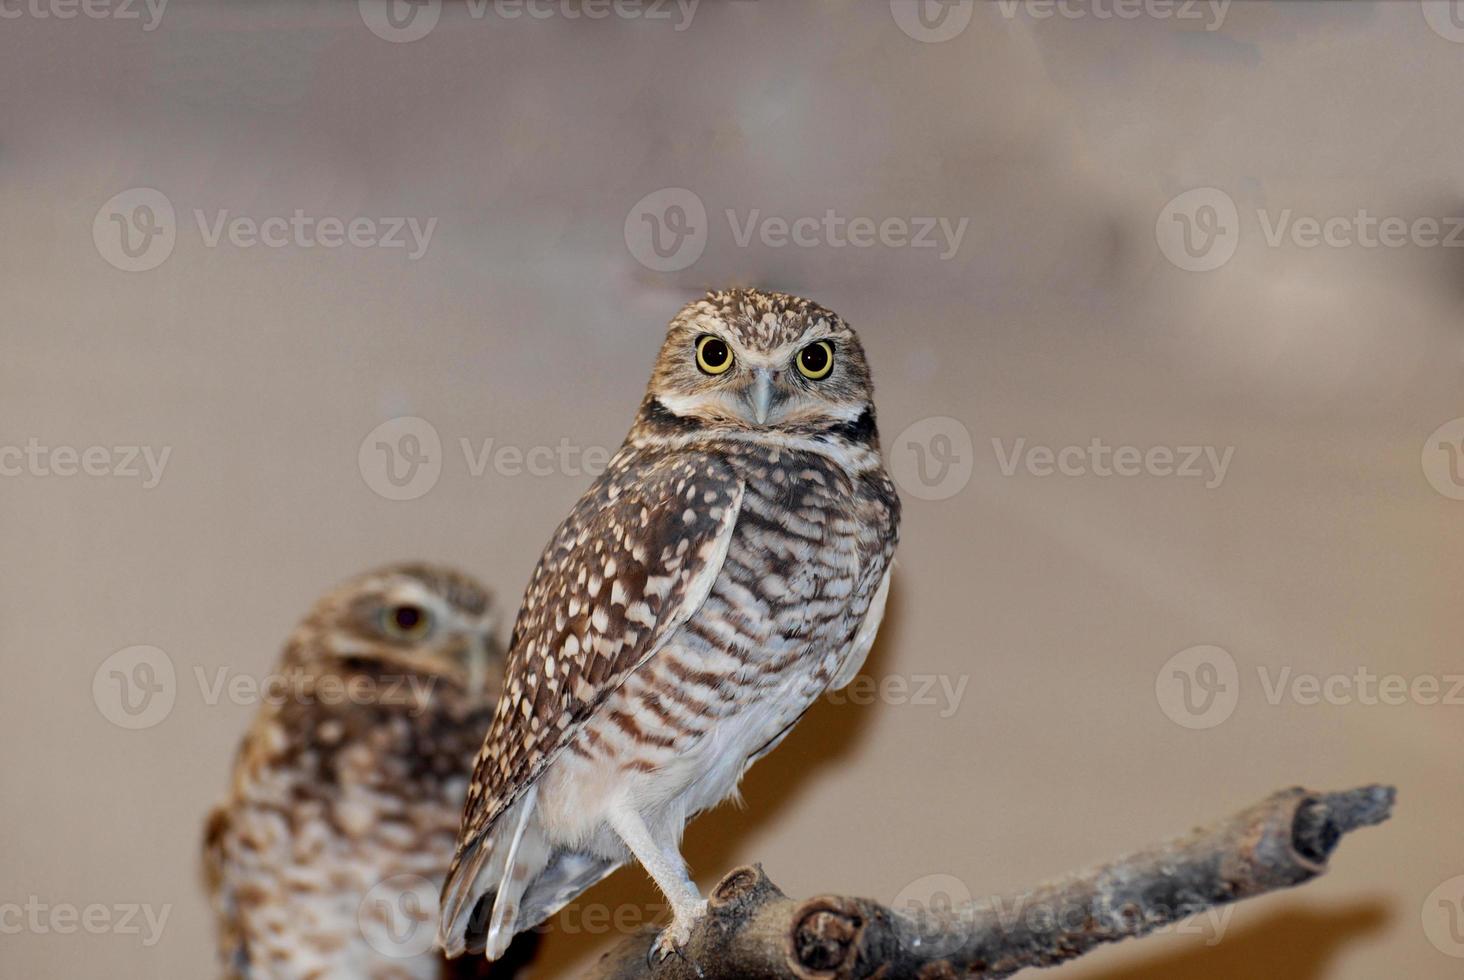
xmin=590 ymin=784 xmax=1394 ymax=980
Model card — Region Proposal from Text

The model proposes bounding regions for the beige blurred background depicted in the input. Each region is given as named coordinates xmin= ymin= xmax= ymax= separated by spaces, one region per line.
xmin=4 ymin=1 xmax=1464 ymax=976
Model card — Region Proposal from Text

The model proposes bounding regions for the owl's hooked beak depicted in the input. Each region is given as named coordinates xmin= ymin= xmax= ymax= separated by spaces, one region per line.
xmin=747 ymin=367 xmax=778 ymax=425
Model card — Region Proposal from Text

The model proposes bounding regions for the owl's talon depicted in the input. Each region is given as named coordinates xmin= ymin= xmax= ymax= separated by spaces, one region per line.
xmin=649 ymin=929 xmax=685 ymax=963
xmin=650 ymin=900 xmax=707 ymax=966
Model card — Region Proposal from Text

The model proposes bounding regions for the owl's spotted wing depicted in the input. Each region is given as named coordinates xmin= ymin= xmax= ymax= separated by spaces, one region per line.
xmin=442 ymin=450 xmax=743 ymax=911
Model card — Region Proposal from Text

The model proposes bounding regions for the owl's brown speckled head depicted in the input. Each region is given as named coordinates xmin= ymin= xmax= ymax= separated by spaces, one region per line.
xmin=285 ymin=563 xmax=502 ymax=696
xmin=637 ymin=289 xmax=877 ymax=441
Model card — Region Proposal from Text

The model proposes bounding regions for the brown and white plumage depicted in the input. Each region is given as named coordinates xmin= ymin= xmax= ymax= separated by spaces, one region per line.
xmin=203 ymin=564 xmax=504 ymax=979
xmin=440 ymin=289 xmax=901 ymax=961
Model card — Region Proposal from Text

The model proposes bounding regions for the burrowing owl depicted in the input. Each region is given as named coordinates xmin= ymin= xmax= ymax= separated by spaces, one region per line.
xmin=439 ymin=289 xmax=901 ymax=961
xmin=204 ymin=564 xmax=505 ymax=979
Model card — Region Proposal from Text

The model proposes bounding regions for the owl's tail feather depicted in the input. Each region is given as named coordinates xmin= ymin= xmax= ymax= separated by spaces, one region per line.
xmin=518 ymin=848 xmax=623 ymax=931
xmin=438 ymin=785 xmax=544 ymax=960
xmin=439 ymin=785 xmax=625 ymax=961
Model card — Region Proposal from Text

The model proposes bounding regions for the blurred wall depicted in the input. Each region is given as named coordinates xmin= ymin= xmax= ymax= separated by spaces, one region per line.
xmin=3 ymin=1 xmax=1463 ymax=977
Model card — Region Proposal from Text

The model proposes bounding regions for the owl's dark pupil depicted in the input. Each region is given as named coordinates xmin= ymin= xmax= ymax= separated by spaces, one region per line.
xmin=392 ymin=605 xmax=423 ymax=631
xmin=801 ymin=345 xmax=829 ymax=373
xmin=701 ymin=339 xmax=728 ymax=365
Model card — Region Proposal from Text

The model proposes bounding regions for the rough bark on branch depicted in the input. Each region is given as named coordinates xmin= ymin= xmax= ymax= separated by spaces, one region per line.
xmin=591 ymin=784 xmax=1394 ymax=980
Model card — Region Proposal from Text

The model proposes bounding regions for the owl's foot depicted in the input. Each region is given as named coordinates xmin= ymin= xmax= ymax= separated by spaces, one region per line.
xmin=650 ymin=898 xmax=708 ymax=963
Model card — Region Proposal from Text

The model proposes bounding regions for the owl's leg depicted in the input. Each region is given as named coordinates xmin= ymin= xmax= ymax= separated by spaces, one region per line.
xmin=606 ymin=803 xmax=707 ymax=961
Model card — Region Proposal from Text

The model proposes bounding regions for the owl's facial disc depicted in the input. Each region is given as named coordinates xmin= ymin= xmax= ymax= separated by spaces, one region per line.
xmin=650 ymin=318 xmax=871 ymax=432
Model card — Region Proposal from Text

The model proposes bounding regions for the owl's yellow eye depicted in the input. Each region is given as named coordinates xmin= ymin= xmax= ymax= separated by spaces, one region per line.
xmin=695 ymin=335 xmax=734 ymax=375
xmin=382 ymin=603 xmax=432 ymax=641
xmin=795 ymin=340 xmax=835 ymax=380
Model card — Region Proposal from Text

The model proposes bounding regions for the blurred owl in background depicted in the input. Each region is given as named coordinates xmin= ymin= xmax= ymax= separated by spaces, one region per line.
xmin=204 ymin=563 xmax=511 ymax=979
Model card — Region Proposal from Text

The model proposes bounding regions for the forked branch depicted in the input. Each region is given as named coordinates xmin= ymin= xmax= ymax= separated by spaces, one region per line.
xmin=591 ymin=784 xmax=1394 ymax=979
